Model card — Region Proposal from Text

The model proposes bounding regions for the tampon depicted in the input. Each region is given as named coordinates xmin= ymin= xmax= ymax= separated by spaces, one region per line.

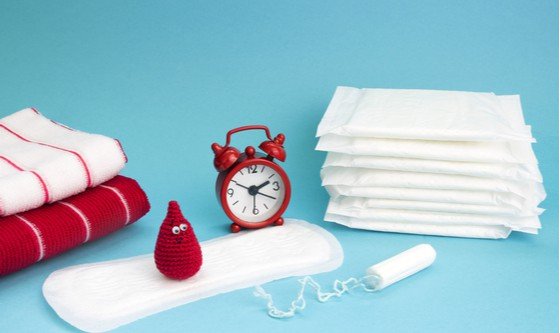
xmin=366 ymin=244 xmax=436 ymax=290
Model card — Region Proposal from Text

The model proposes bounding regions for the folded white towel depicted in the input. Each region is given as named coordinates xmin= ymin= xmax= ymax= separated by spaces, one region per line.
xmin=0 ymin=108 xmax=126 ymax=216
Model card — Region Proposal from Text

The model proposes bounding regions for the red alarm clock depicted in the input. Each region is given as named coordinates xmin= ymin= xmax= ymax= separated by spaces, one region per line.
xmin=211 ymin=125 xmax=291 ymax=233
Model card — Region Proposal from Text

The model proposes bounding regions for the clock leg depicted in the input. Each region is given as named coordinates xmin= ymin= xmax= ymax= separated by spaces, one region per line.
xmin=230 ymin=223 xmax=242 ymax=233
xmin=274 ymin=217 xmax=284 ymax=226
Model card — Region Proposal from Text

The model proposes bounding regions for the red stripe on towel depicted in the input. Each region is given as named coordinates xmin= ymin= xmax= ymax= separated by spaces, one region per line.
xmin=15 ymin=215 xmax=46 ymax=262
xmin=0 ymin=124 xmax=93 ymax=187
xmin=59 ymin=201 xmax=92 ymax=242
xmin=29 ymin=108 xmax=128 ymax=164
xmin=0 ymin=155 xmax=50 ymax=204
xmin=0 ymin=176 xmax=150 ymax=276
xmin=114 ymin=139 xmax=128 ymax=163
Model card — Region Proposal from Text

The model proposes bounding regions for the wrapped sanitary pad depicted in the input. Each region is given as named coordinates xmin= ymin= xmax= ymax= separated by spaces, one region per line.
xmin=316 ymin=87 xmax=545 ymax=239
xmin=325 ymin=214 xmax=518 ymax=239
xmin=317 ymin=134 xmax=537 ymax=164
xmin=325 ymin=200 xmax=541 ymax=231
xmin=321 ymin=167 xmax=546 ymax=202
xmin=325 ymin=186 xmax=540 ymax=210
xmin=316 ymin=87 xmax=534 ymax=141
xmin=323 ymin=153 xmax=542 ymax=182
xmin=330 ymin=196 xmax=543 ymax=217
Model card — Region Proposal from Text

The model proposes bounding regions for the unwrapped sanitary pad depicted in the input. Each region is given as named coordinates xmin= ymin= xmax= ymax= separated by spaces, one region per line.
xmin=0 ymin=108 xmax=127 ymax=216
xmin=43 ymin=219 xmax=343 ymax=332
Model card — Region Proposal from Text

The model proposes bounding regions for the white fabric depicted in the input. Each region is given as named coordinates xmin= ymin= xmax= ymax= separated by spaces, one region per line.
xmin=331 ymin=196 xmax=543 ymax=217
xmin=366 ymin=244 xmax=436 ymax=290
xmin=325 ymin=214 xmax=519 ymax=239
xmin=324 ymin=152 xmax=542 ymax=182
xmin=325 ymin=185 xmax=540 ymax=209
xmin=316 ymin=87 xmax=533 ymax=142
xmin=43 ymin=219 xmax=343 ymax=332
xmin=0 ymin=108 xmax=126 ymax=216
xmin=317 ymin=134 xmax=537 ymax=164
xmin=321 ymin=167 xmax=546 ymax=203
xmin=326 ymin=200 xmax=541 ymax=231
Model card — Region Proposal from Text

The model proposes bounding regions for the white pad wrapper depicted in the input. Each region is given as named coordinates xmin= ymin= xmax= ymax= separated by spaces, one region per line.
xmin=316 ymin=87 xmax=533 ymax=142
xmin=324 ymin=153 xmax=542 ymax=183
xmin=366 ymin=244 xmax=436 ymax=290
xmin=43 ymin=219 xmax=343 ymax=332
xmin=328 ymin=215 xmax=516 ymax=239
xmin=326 ymin=200 xmax=541 ymax=230
xmin=317 ymin=134 xmax=537 ymax=164
xmin=330 ymin=196 xmax=543 ymax=217
xmin=321 ymin=167 xmax=546 ymax=202
xmin=325 ymin=185 xmax=540 ymax=210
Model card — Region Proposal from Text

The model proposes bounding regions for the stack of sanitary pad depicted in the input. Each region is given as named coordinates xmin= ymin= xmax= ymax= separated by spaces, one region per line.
xmin=316 ymin=87 xmax=545 ymax=239
xmin=0 ymin=108 xmax=150 ymax=275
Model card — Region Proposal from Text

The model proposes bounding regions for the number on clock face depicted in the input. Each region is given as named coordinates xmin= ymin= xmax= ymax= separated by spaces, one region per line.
xmin=225 ymin=163 xmax=286 ymax=223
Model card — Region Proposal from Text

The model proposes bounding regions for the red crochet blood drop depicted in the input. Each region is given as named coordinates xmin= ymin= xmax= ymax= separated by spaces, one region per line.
xmin=154 ymin=201 xmax=203 ymax=280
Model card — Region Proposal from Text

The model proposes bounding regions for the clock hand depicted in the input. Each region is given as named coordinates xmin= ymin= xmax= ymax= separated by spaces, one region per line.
xmin=232 ymin=180 xmax=251 ymax=191
xmin=255 ymin=181 xmax=270 ymax=191
xmin=253 ymin=195 xmax=256 ymax=212
xmin=239 ymin=180 xmax=276 ymax=199
xmin=256 ymin=191 xmax=276 ymax=200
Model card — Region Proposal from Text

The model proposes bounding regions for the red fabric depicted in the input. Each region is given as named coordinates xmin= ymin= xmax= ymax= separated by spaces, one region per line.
xmin=0 ymin=175 xmax=150 ymax=276
xmin=154 ymin=201 xmax=202 ymax=280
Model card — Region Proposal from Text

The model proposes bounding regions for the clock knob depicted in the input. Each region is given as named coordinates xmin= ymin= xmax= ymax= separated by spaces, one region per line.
xmin=211 ymin=143 xmax=240 ymax=172
xmin=245 ymin=146 xmax=256 ymax=159
xmin=259 ymin=134 xmax=286 ymax=162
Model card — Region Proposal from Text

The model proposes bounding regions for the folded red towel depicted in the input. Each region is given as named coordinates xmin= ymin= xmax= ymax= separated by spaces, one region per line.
xmin=0 ymin=175 xmax=150 ymax=276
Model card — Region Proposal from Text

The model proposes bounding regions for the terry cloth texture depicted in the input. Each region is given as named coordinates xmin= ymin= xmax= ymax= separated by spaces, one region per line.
xmin=0 ymin=108 xmax=127 ymax=216
xmin=0 ymin=175 xmax=150 ymax=276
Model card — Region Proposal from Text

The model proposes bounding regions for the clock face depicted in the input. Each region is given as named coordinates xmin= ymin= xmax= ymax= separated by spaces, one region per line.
xmin=225 ymin=162 xmax=287 ymax=223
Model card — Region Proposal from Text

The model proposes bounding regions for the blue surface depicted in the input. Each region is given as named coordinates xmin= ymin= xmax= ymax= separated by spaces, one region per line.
xmin=0 ymin=1 xmax=557 ymax=332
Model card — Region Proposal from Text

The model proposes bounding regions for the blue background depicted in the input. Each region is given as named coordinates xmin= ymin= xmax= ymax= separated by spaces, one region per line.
xmin=0 ymin=1 xmax=557 ymax=332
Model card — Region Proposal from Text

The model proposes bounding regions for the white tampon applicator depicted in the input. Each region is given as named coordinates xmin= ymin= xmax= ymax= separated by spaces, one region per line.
xmin=365 ymin=243 xmax=437 ymax=290
xmin=255 ymin=243 xmax=437 ymax=318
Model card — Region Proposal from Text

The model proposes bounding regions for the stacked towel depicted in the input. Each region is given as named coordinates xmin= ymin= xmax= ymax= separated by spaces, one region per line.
xmin=0 ymin=109 xmax=150 ymax=276
xmin=0 ymin=176 xmax=150 ymax=276
xmin=316 ymin=87 xmax=545 ymax=239
xmin=0 ymin=108 xmax=127 ymax=216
